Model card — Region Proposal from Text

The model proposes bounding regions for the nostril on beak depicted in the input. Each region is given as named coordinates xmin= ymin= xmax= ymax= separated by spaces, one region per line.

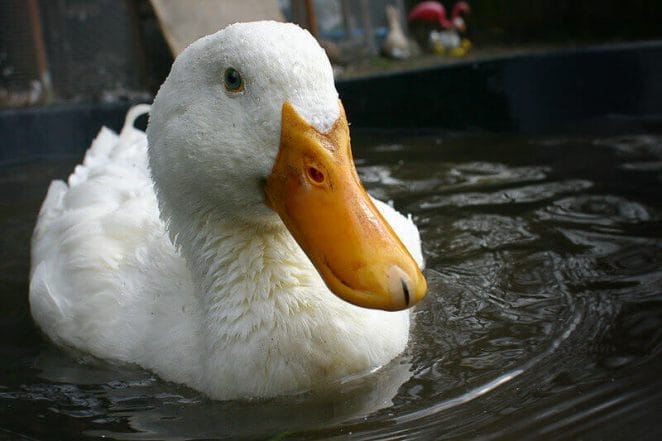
xmin=307 ymin=166 xmax=325 ymax=184
xmin=401 ymin=278 xmax=410 ymax=306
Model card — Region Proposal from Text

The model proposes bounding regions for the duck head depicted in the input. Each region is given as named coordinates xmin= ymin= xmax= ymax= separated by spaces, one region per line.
xmin=147 ymin=21 xmax=426 ymax=311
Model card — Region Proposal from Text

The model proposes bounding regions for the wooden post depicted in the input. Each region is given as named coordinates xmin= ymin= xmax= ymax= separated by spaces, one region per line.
xmin=26 ymin=0 xmax=52 ymax=103
xmin=304 ymin=0 xmax=318 ymax=38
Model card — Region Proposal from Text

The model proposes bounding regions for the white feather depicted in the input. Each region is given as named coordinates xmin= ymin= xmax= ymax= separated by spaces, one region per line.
xmin=30 ymin=21 xmax=424 ymax=400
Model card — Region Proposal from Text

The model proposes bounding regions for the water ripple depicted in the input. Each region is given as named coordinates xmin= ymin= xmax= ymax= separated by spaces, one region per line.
xmin=3 ymin=131 xmax=662 ymax=440
xmin=536 ymin=195 xmax=654 ymax=227
xmin=593 ymin=134 xmax=662 ymax=158
xmin=420 ymin=180 xmax=593 ymax=209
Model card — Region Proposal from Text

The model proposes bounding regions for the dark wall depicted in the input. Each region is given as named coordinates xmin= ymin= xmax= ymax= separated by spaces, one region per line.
xmin=337 ymin=41 xmax=662 ymax=133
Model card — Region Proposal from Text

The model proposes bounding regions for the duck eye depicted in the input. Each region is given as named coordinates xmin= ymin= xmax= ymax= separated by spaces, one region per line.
xmin=223 ymin=67 xmax=244 ymax=92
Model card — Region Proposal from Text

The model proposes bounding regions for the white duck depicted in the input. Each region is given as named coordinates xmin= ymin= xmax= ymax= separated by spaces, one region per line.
xmin=29 ymin=21 xmax=426 ymax=401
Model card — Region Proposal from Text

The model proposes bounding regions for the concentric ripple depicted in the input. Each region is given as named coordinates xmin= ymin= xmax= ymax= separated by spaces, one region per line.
xmin=1 ymin=131 xmax=661 ymax=440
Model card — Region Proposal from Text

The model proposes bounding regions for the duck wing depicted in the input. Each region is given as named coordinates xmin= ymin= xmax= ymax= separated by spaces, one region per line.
xmin=29 ymin=105 xmax=192 ymax=361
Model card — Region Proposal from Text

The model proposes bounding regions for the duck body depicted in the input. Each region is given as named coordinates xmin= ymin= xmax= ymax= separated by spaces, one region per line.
xmin=29 ymin=22 xmax=425 ymax=400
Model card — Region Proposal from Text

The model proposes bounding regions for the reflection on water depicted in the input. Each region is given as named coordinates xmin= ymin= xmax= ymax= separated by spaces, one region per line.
xmin=1 ymin=131 xmax=661 ymax=440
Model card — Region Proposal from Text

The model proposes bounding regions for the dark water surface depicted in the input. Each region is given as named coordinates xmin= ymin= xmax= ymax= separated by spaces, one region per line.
xmin=1 ymin=129 xmax=661 ymax=440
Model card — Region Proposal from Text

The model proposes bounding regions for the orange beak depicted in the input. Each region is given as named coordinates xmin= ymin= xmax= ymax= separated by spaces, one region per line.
xmin=264 ymin=101 xmax=427 ymax=311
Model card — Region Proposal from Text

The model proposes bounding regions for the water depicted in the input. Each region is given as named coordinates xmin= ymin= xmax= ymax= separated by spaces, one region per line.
xmin=1 ymin=129 xmax=661 ymax=440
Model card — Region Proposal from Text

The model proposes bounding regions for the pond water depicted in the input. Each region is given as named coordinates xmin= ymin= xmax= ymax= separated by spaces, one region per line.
xmin=1 ymin=128 xmax=661 ymax=440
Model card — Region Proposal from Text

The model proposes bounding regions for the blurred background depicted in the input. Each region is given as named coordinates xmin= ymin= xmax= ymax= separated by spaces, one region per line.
xmin=2 ymin=0 xmax=661 ymax=108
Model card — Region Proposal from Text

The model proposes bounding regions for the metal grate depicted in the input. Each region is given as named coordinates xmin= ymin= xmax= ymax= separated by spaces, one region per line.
xmin=38 ymin=0 xmax=148 ymax=102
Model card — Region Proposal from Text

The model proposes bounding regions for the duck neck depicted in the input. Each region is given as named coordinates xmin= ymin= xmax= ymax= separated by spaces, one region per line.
xmin=175 ymin=211 xmax=321 ymax=321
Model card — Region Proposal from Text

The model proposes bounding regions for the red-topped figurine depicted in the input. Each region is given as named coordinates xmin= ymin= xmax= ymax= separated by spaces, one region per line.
xmin=408 ymin=1 xmax=472 ymax=56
